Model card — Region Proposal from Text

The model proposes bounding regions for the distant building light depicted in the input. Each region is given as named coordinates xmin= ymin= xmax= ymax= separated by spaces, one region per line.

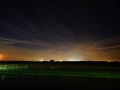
xmin=67 ymin=60 xmax=82 ymax=61
xmin=38 ymin=59 xmax=44 ymax=62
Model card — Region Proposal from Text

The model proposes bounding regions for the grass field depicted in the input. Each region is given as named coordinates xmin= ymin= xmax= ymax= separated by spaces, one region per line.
xmin=0 ymin=62 xmax=120 ymax=79
xmin=0 ymin=62 xmax=120 ymax=89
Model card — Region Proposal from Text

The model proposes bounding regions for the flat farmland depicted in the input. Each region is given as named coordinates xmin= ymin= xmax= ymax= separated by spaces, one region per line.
xmin=0 ymin=62 xmax=120 ymax=89
xmin=0 ymin=62 xmax=120 ymax=78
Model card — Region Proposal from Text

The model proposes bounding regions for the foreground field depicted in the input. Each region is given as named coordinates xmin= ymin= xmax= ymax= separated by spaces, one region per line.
xmin=0 ymin=75 xmax=120 ymax=89
xmin=0 ymin=62 xmax=120 ymax=79
xmin=0 ymin=62 xmax=120 ymax=89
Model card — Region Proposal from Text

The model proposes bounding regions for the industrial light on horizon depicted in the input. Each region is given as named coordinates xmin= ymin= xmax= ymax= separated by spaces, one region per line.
xmin=67 ymin=59 xmax=83 ymax=61
xmin=37 ymin=59 xmax=84 ymax=62
xmin=38 ymin=59 xmax=44 ymax=62
xmin=0 ymin=55 xmax=3 ymax=60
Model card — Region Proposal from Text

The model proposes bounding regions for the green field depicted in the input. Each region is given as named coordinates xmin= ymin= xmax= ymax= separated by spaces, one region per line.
xmin=0 ymin=63 xmax=120 ymax=79
xmin=1 ymin=69 xmax=120 ymax=78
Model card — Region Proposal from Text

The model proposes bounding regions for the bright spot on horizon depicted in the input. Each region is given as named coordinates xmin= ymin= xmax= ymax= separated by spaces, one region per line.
xmin=0 ymin=55 xmax=3 ymax=60
xmin=59 ymin=60 xmax=64 ymax=62
xmin=67 ymin=59 xmax=82 ymax=61
xmin=38 ymin=59 xmax=44 ymax=62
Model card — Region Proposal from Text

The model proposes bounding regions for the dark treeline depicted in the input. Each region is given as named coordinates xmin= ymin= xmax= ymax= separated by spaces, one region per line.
xmin=0 ymin=61 xmax=120 ymax=67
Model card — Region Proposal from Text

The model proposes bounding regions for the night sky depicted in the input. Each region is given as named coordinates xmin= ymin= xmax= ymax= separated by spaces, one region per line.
xmin=0 ymin=0 xmax=120 ymax=61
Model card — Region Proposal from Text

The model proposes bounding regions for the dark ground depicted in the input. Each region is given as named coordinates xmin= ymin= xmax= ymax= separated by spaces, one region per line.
xmin=0 ymin=75 xmax=120 ymax=90
xmin=0 ymin=62 xmax=120 ymax=89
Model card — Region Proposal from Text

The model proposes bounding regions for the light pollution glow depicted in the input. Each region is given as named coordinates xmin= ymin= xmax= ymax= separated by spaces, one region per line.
xmin=0 ymin=1 xmax=120 ymax=62
xmin=0 ymin=37 xmax=120 ymax=61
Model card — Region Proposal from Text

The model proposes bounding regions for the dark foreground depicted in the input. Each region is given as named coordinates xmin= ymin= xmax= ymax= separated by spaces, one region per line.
xmin=0 ymin=75 xmax=120 ymax=90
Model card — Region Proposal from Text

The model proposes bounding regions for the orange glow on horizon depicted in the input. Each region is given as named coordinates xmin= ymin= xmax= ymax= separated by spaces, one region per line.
xmin=0 ymin=55 xmax=3 ymax=60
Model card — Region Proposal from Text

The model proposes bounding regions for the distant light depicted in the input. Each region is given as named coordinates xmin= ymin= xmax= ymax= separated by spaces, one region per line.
xmin=67 ymin=60 xmax=82 ymax=61
xmin=0 ymin=55 xmax=3 ymax=60
xmin=59 ymin=60 xmax=64 ymax=62
xmin=107 ymin=61 xmax=112 ymax=62
xmin=38 ymin=59 xmax=44 ymax=62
